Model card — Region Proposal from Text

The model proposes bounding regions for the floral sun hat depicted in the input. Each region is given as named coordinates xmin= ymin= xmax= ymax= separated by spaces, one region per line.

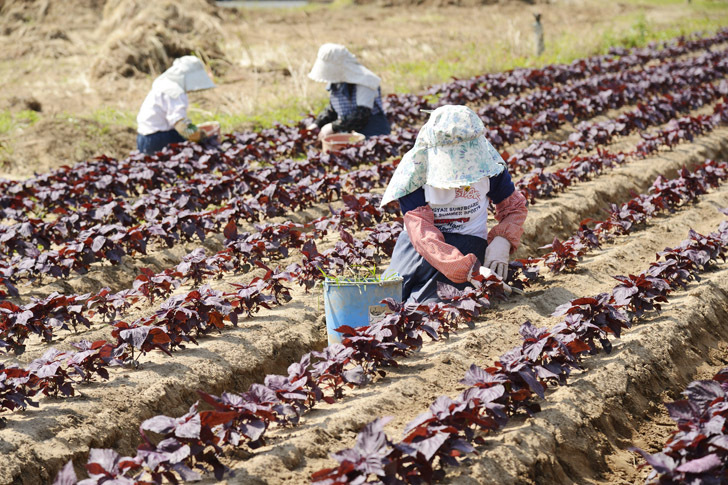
xmin=380 ymin=105 xmax=507 ymax=206
xmin=308 ymin=43 xmax=381 ymax=91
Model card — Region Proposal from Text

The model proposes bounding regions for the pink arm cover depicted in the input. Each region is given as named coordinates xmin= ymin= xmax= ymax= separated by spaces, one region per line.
xmin=488 ymin=190 xmax=528 ymax=252
xmin=403 ymin=206 xmax=479 ymax=283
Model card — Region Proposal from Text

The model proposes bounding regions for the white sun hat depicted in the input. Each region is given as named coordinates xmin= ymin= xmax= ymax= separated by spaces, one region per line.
xmin=308 ymin=43 xmax=381 ymax=91
xmin=153 ymin=56 xmax=216 ymax=98
xmin=380 ymin=105 xmax=507 ymax=206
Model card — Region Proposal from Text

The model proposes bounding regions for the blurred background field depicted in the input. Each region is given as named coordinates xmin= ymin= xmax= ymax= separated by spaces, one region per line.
xmin=1 ymin=0 xmax=727 ymax=177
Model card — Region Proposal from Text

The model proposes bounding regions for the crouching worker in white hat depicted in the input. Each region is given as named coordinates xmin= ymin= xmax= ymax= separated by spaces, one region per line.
xmin=307 ymin=44 xmax=391 ymax=139
xmin=136 ymin=56 xmax=218 ymax=155
xmin=381 ymin=105 xmax=528 ymax=303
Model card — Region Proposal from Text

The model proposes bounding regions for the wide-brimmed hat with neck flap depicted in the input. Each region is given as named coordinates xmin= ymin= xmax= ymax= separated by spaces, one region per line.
xmin=153 ymin=56 xmax=216 ymax=99
xmin=308 ymin=43 xmax=381 ymax=91
xmin=380 ymin=105 xmax=506 ymax=206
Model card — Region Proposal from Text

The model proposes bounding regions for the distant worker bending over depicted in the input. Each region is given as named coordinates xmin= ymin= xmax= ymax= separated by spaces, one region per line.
xmin=307 ymin=44 xmax=391 ymax=139
xmin=136 ymin=56 xmax=219 ymax=155
xmin=381 ymin=105 xmax=528 ymax=303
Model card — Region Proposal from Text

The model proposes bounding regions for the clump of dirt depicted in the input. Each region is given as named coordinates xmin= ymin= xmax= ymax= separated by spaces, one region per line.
xmin=91 ymin=0 xmax=226 ymax=79
xmin=3 ymin=117 xmax=136 ymax=177
xmin=4 ymin=96 xmax=42 ymax=112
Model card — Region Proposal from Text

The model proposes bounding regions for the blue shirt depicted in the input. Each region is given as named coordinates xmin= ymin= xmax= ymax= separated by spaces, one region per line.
xmin=329 ymin=83 xmax=385 ymax=118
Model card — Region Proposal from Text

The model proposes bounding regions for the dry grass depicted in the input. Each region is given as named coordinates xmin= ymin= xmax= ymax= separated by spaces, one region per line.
xmin=201 ymin=0 xmax=728 ymax=128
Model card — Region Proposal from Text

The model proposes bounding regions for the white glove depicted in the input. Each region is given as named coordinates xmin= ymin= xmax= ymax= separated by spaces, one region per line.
xmin=484 ymin=236 xmax=511 ymax=280
xmin=306 ymin=122 xmax=319 ymax=131
xmin=318 ymin=122 xmax=334 ymax=140
xmin=468 ymin=266 xmax=520 ymax=296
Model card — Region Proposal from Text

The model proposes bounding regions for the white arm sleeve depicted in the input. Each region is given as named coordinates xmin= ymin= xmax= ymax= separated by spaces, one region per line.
xmin=355 ymin=85 xmax=377 ymax=108
xmin=164 ymin=92 xmax=189 ymax=127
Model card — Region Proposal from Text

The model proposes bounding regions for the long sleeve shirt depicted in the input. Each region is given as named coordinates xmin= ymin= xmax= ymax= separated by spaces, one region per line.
xmin=397 ymin=170 xmax=528 ymax=283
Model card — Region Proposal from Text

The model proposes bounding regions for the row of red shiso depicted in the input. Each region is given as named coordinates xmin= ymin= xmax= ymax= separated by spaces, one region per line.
xmin=514 ymin=98 xmax=728 ymax=203
xmin=0 ymin=156 xmax=403 ymax=287
xmin=414 ymin=29 xmax=728 ymax=110
xmin=476 ymin=48 xmax=725 ymax=127
xmin=0 ymin=197 xmax=411 ymax=423
xmin=384 ymin=45 xmax=728 ymax=150
xmin=631 ymin=367 xmax=728 ymax=484
xmin=506 ymin=77 xmax=728 ymax=178
xmin=2 ymin=28 xmax=724 ymax=219
xmin=310 ymin=218 xmax=728 ymax=485
xmin=49 ymin=213 xmax=728 ymax=484
xmin=0 ymin=127 xmax=411 ymax=258
xmin=3 ymin=75 xmax=727 ymax=290
xmin=479 ymin=49 xmax=728 ymax=150
xmin=0 ymin=193 xmax=400 ymax=355
xmin=539 ymin=160 xmax=728 ymax=275
xmin=0 ymin=124 xmax=411 ymax=223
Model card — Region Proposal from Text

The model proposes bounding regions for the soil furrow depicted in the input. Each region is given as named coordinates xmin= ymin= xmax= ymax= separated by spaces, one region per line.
xmin=442 ymin=269 xmax=728 ymax=485
xmin=4 ymin=131 xmax=728 ymax=485
xmin=212 ymin=181 xmax=728 ymax=484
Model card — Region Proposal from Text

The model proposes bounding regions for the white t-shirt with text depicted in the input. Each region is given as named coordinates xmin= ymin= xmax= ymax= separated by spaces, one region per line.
xmin=424 ymin=178 xmax=490 ymax=238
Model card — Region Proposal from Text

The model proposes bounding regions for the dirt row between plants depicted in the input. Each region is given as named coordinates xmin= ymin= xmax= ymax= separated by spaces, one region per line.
xmin=4 ymin=124 xmax=728 ymax=483
xmin=192 ymin=177 xmax=728 ymax=484
xmin=442 ymin=259 xmax=728 ymax=485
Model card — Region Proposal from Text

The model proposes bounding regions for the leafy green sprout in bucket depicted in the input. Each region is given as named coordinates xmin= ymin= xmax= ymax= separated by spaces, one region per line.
xmin=319 ymin=265 xmax=401 ymax=288
xmin=316 ymin=266 xmax=402 ymax=313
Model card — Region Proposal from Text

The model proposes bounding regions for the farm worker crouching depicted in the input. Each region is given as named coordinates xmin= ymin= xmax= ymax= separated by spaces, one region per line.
xmin=306 ymin=43 xmax=391 ymax=139
xmin=381 ymin=105 xmax=528 ymax=303
xmin=136 ymin=56 xmax=219 ymax=155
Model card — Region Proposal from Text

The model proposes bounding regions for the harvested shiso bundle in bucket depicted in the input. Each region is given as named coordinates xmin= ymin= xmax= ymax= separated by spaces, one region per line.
xmin=322 ymin=132 xmax=366 ymax=154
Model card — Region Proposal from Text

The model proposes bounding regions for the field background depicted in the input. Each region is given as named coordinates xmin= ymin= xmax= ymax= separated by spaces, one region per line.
xmin=1 ymin=0 xmax=728 ymax=177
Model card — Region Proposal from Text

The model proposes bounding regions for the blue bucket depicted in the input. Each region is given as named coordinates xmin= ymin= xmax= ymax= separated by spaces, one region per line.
xmin=323 ymin=276 xmax=403 ymax=344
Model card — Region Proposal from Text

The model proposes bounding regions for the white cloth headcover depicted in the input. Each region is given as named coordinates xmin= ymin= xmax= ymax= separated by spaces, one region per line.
xmin=153 ymin=56 xmax=216 ymax=99
xmin=308 ymin=43 xmax=381 ymax=91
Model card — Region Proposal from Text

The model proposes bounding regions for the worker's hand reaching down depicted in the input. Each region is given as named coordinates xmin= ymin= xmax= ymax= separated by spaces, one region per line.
xmin=468 ymin=265 xmax=524 ymax=296
xmin=484 ymin=236 xmax=511 ymax=280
